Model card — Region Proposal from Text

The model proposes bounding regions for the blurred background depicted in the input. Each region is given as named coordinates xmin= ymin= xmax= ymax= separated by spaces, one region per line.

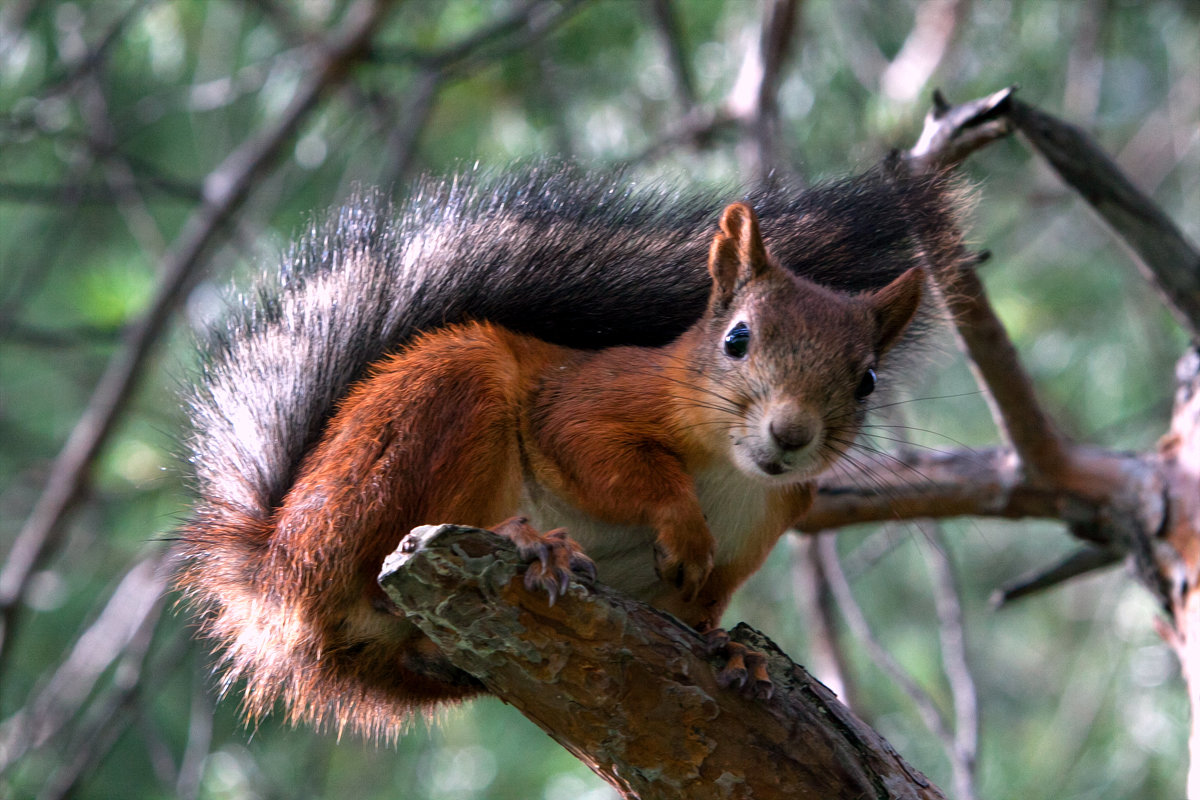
xmin=0 ymin=1 xmax=1197 ymax=798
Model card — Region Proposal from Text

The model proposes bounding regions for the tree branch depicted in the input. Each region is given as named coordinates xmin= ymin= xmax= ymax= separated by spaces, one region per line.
xmin=1007 ymin=98 xmax=1200 ymax=339
xmin=899 ymin=87 xmax=1076 ymax=485
xmin=727 ymin=0 xmax=805 ymax=180
xmin=381 ymin=524 xmax=946 ymax=800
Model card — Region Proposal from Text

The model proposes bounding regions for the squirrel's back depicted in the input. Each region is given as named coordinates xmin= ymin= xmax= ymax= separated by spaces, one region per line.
xmin=185 ymin=163 xmax=960 ymax=519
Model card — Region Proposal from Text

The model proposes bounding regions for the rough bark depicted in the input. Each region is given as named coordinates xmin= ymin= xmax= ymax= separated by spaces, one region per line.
xmin=380 ymin=524 xmax=946 ymax=800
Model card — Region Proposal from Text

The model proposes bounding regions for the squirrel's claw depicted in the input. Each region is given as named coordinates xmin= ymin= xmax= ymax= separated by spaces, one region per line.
xmin=493 ymin=517 xmax=595 ymax=606
xmin=546 ymin=528 xmax=598 ymax=584
xmin=704 ymin=629 xmax=774 ymax=701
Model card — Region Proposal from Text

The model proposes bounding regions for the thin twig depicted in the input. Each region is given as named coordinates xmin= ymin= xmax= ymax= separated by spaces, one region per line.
xmin=727 ymin=0 xmax=805 ymax=181
xmin=371 ymin=0 xmax=586 ymax=78
xmin=0 ymin=0 xmax=392 ymax=678
xmin=0 ymin=553 xmax=168 ymax=773
xmin=922 ymin=524 xmax=980 ymax=800
xmin=647 ymin=0 xmax=698 ymax=109
xmin=1008 ymin=97 xmax=1200 ymax=339
xmin=368 ymin=0 xmax=587 ymax=188
xmin=75 ymin=56 xmax=166 ymax=259
xmin=788 ymin=535 xmax=855 ymax=705
xmin=817 ymin=534 xmax=959 ymax=753
xmin=991 ymin=545 xmax=1123 ymax=608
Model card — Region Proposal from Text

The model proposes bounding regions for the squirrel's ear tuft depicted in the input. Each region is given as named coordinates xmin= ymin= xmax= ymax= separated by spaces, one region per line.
xmin=709 ymin=202 xmax=769 ymax=307
xmin=868 ymin=267 xmax=925 ymax=355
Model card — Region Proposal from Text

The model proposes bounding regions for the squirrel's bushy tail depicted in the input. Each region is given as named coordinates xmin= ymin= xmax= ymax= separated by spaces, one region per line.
xmin=175 ymin=161 xmax=968 ymax=733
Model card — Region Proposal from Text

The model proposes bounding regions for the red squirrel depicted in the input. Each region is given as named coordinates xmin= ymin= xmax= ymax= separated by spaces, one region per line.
xmin=177 ymin=165 xmax=962 ymax=739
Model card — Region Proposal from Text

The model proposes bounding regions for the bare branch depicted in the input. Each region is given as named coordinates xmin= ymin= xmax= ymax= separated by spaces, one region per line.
xmin=900 ymin=89 xmax=1079 ymax=485
xmin=922 ymin=525 xmax=979 ymax=800
xmin=359 ymin=0 xmax=588 ymax=187
xmin=1007 ymin=98 xmax=1200 ymax=339
xmin=911 ymin=87 xmax=1200 ymax=340
xmin=74 ymin=53 xmax=166 ymax=258
xmin=805 ymin=444 xmax=1162 ymax=551
xmin=816 ymin=534 xmax=958 ymax=755
xmin=939 ymin=265 xmax=1075 ymax=484
xmin=991 ymin=545 xmax=1123 ymax=608
xmin=788 ymin=535 xmax=856 ymax=704
xmin=727 ymin=0 xmax=805 ymax=180
xmin=881 ymin=0 xmax=967 ymax=104
xmin=0 ymin=554 xmax=168 ymax=773
xmin=39 ymin=634 xmax=191 ymax=800
xmin=904 ymin=86 xmax=1016 ymax=172
xmin=806 ymin=446 xmax=1045 ymax=529
xmin=647 ymin=0 xmax=698 ymax=109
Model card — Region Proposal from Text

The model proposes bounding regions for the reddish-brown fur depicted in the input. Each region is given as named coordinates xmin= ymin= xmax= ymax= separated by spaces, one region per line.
xmin=178 ymin=202 xmax=924 ymax=738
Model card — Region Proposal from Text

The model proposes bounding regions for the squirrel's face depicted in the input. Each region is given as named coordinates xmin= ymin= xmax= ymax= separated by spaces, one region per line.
xmin=700 ymin=202 xmax=924 ymax=486
xmin=711 ymin=277 xmax=890 ymax=484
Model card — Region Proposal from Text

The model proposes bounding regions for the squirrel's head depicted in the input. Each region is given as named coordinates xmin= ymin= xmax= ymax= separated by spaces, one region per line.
xmin=700 ymin=202 xmax=924 ymax=484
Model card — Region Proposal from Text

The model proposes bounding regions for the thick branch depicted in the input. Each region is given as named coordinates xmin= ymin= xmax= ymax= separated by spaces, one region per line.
xmin=806 ymin=446 xmax=1144 ymax=530
xmin=806 ymin=443 xmax=1165 ymax=604
xmin=938 ymin=266 xmax=1075 ymax=484
xmin=380 ymin=525 xmax=945 ymax=800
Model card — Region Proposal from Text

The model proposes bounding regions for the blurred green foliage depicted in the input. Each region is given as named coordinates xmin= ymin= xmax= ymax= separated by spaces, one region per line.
xmin=0 ymin=1 xmax=1197 ymax=798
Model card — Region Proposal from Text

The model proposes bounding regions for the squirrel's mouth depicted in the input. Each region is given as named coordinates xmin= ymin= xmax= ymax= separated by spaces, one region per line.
xmin=743 ymin=449 xmax=824 ymax=484
xmin=732 ymin=420 xmax=832 ymax=484
xmin=754 ymin=457 xmax=787 ymax=476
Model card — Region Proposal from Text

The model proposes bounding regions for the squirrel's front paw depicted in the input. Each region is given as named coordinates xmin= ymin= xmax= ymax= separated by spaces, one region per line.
xmin=654 ymin=536 xmax=714 ymax=603
xmin=492 ymin=517 xmax=596 ymax=605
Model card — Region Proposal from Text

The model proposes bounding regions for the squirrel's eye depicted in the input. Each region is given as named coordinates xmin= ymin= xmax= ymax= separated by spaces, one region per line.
xmin=855 ymin=368 xmax=877 ymax=401
xmin=724 ymin=322 xmax=751 ymax=359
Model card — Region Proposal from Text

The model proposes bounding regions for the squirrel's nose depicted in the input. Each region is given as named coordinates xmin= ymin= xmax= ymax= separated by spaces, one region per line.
xmin=768 ymin=412 xmax=819 ymax=452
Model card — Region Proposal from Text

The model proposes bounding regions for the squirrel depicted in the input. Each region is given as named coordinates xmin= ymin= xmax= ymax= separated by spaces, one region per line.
xmin=175 ymin=162 xmax=966 ymax=739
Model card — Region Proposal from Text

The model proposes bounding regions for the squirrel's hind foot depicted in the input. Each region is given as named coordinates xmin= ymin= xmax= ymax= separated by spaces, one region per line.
xmin=703 ymin=628 xmax=773 ymax=700
xmin=491 ymin=517 xmax=596 ymax=605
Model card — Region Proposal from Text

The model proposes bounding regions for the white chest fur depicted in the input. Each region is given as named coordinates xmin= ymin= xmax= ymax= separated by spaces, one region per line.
xmin=519 ymin=462 xmax=773 ymax=602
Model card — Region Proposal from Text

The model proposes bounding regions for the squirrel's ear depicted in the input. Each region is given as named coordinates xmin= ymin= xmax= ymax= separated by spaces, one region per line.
xmin=868 ymin=267 xmax=925 ymax=355
xmin=709 ymin=202 xmax=770 ymax=307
